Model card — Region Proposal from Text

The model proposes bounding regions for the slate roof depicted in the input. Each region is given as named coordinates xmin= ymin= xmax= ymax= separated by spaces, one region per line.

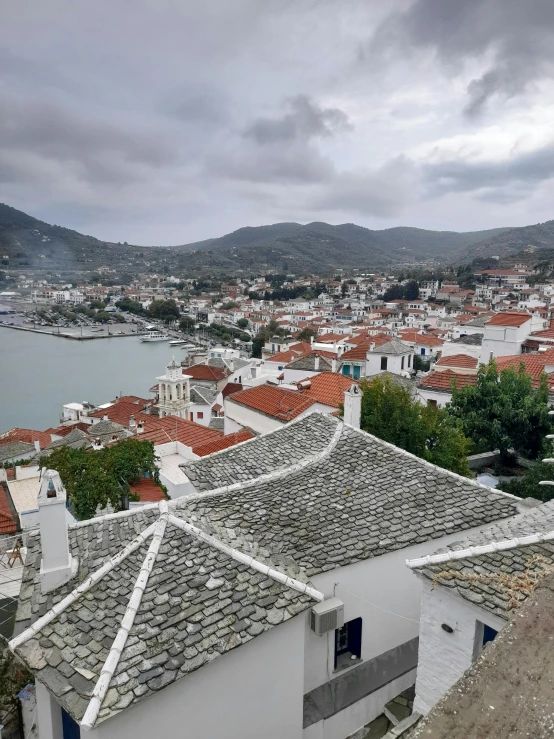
xmin=181 ymin=413 xmax=338 ymax=491
xmin=370 ymin=338 xmax=412 ymax=355
xmin=408 ymin=501 xmax=554 ymax=619
xmin=178 ymin=415 xmax=519 ymax=579
xmin=451 ymin=332 xmax=483 ymax=345
xmin=12 ymin=507 xmax=315 ymax=728
xmin=45 ymin=428 xmax=91 ymax=451
xmin=286 ymin=352 xmax=334 ymax=372
xmin=0 ymin=441 xmax=36 ymax=462
xmin=190 ymin=385 xmax=218 ymax=405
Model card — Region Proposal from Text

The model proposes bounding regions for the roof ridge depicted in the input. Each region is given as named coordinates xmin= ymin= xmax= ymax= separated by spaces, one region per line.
xmin=167 ymin=514 xmax=323 ymax=602
xmin=175 ymin=414 xmax=343 ymax=504
xmin=9 ymin=514 xmax=163 ymax=651
xmin=406 ymin=528 xmax=554 ymax=570
xmin=81 ymin=503 xmax=169 ymax=730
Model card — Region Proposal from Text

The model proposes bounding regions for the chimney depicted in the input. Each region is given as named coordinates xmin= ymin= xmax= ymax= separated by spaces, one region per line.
xmin=343 ymin=383 xmax=361 ymax=429
xmin=129 ymin=414 xmax=137 ymax=432
xmin=251 ymin=366 xmax=257 ymax=379
xmin=93 ymin=438 xmax=103 ymax=450
xmin=314 ymin=355 xmax=320 ymax=371
xmin=34 ymin=440 xmax=41 ymax=453
xmin=331 ymin=357 xmax=337 ymax=373
xmin=38 ymin=469 xmax=73 ymax=594
xmin=103 ymin=414 xmax=109 ymax=421
xmin=137 ymin=421 xmax=144 ymax=434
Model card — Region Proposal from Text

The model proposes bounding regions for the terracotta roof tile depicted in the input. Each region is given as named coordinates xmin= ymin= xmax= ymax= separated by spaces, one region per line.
xmin=419 ymin=370 xmax=478 ymax=392
xmin=129 ymin=478 xmax=166 ymax=503
xmin=299 ymin=372 xmax=358 ymax=409
xmin=495 ymin=351 xmax=554 ymax=387
xmin=0 ymin=428 xmax=51 ymax=449
xmin=227 ymin=384 xmax=316 ymax=421
xmin=0 ymin=484 xmax=17 ymax=535
xmin=182 ymin=365 xmax=228 ymax=382
xmin=193 ymin=429 xmax=255 ymax=457
xmin=487 ymin=312 xmax=532 ymax=327
xmin=399 ymin=330 xmax=444 ymax=347
xmin=435 ymin=354 xmax=479 ymax=369
xmin=138 ymin=416 xmax=223 ymax=448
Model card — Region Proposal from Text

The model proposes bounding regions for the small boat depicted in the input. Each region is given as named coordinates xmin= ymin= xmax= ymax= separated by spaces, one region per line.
xmin=140 ymin=325 xmax=169 ymax=342
xmin=169 ymin=339 xmax=187 ymax=346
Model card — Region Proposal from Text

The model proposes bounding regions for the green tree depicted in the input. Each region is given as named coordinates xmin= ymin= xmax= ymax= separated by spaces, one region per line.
xmin=297 ymin=326 xmax=316 ymax=342
xmin=148 ymin=299 xmax=180 ymax=323
xmin=41 ymin=439 xmax=163 ymax=520
xmin=236 ymin=317 xmax=249 ymax=329
xmin=500 ymin=442 xmax=554 ymax=501
xmin=179 ymin=315 xmax=196 ymax=332
xmin=403 ymin=280 xmax=419 ymax=300
xmin=448 ymin=361 xmax=552 ymax=461
xmin=360 ymin=376 xmax=470 ymax=475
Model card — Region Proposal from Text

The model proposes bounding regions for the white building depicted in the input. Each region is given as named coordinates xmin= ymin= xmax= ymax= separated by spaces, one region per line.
xmin=407 ymin=500 xmax=553 ymax=716
xmin=11 ymin=412 xmax=524 ymax=739
xmin=366 ymin=338 xmax=414 ymax=377
xmin=479 ymin=312 xmax=535 ymax=363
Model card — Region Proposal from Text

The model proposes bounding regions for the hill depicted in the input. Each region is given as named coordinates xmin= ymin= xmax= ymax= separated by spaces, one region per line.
xmin=2 ymin=201 xmax=553 ymax=277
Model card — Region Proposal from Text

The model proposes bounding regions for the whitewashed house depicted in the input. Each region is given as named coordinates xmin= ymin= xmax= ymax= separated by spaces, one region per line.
xmin=365 ymin=338 xmax=414 ymax=377
xmin=407 ymin=500 xmax=553 ymax=716
xmin=479 ymin=312 xmax=535 ymax=362
xmin=12 ymin=409 xmax=525 ymax=739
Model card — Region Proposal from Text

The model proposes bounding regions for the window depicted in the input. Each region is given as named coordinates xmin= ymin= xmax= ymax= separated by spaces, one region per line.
xmin=334 ymin=617 xmax=362 ymax=670
xmin=380 ymin=356 xmax=388 ymax=371
xmin=408 ymin=354 xmax=411 ymax=368
xmin=197 ymin=412 xmax=204 ymax=419
xmin=420 ymin=348 xmax=425 ymax=355
xmin=474 ymin=621 xmax=498 ymax=658
xmin=342 ymin=365 xmax=351 ymax=376
xmin=401 ymin=356 xmax=405 ymax=370
xmin=428 ymin=399 xmax=437 ymax=407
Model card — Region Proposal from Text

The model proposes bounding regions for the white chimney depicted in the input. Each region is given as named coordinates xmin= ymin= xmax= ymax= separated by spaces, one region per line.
xmin=38 ymin=469 xmax=73 ymax=594
xmin=92 ymin=438 xmax=103 ymax=450
xmin=129 ymin=414 xmax=137 ymax=432
xmin=137 ymin=421 xmax=144 ymax=434
xmin=343 ymin=383 xmax=362 ymax=429
xmin=314 ymin=355 xmax=320 ymax=371
xmin=34 ymin=440 xmax=41 ymax=453
xmin=251 ymin=366 xmax=257 ymax=379
xmin=331 ymin=357 xmax=337 ymax=373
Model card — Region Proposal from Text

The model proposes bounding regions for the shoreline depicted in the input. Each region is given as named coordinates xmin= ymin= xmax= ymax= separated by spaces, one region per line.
xmin=0 ymin=324 xmax=139 ymax=341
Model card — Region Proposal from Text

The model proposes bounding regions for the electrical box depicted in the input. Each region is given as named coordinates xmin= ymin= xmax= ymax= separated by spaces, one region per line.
xmin=310 ymin=597 xmax=344 ymax=635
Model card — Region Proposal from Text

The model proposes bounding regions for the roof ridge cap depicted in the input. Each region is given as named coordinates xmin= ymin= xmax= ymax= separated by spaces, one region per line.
xmin=166 ymin=514 xmax=323 ymax=602
xmin=174 ymin=415 xmax=343 ymax=504
xmin=406 ymin=528 xmax=554 ymax=570
xmin=81 ymin=501 xmax=169 ymax=730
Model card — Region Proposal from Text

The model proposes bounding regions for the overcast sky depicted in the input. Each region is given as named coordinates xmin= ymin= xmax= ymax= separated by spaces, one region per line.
xmin=2 ymin=0 xmax=554 ymax=245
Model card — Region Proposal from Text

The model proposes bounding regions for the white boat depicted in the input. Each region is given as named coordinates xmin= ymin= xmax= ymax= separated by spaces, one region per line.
xmin=140 ymin=325 xmax=169 ymax=342
xmin=169 ymin=339 xmax=187 ymax=346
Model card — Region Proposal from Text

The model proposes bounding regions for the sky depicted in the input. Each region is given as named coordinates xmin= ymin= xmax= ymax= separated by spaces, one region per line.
xmin=2 ymin=0 xmax=554 ymax=245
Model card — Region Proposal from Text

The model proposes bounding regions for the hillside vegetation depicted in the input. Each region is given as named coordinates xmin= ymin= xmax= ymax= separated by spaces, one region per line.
xmin=2 ymin=201 xmax=554 ymax=276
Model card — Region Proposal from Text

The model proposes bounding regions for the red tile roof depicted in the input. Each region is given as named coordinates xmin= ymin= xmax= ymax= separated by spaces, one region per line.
xmin=487 ymin=312 xmax=532 ymax=327
xmin=193 ymin=429 xmax=255 ymax=457
xmin=0 ymin=484 xmax=17 ymax=535
xmin=399 ymin=330 xmax=444 ymax=347
xmin=0 ymin=428 xmax=51 ymax=449
xmin=129 ymin=478 xmax=167 ymax=503
xmin=419 ymin=370 xmax=478 ymax=392
xmin=45 ymin=422 xmax=90 ymax=438
xmin=182 ymin=365 xmax=228 ymax=382
xmin=222 ymin=382 xmax=243 ymax=399
xmin=495 ymin=351 xmax=554 ymax=387
xmin=89 ymin=402 xmax=151 ymax=426
xmin=138 ymin=416 xmax=223 ymax=447
xmin=227 ymin=385 xmax=316 ymax=421
xmin=299 ymin=373 xmax=358 ymax=409
xmin=435 ymin=354 xmax=479 ymax=369
xmin=265 ymin=342 xmax=312 ymax=365
xmin=317 ymin=333 xmax=347 ymax=343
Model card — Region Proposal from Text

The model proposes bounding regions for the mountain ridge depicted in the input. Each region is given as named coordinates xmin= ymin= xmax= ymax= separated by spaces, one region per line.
xmin=1 ymin=201 xmax=554 ymax=275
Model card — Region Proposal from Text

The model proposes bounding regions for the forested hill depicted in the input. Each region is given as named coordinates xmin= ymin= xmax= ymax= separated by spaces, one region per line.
xmin=2 ymin=201 xmax=554 ymax=276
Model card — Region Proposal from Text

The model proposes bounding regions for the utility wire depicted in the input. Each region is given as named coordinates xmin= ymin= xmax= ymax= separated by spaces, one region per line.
xmin=336 ymin=585 xmax=420 ymax=624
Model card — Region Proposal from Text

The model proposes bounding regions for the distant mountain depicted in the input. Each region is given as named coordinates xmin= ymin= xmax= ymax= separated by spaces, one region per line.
xmin=176 ymin=221 xmax=512 ymax=272
xmin=2 ymin=201 xmax=553 ymax=276
xmin=458 ymin=220 xmax=554 ymax=262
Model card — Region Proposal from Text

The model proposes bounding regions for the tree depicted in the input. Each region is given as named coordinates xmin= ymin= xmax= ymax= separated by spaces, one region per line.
xmin=237 ymin=318 xmax=249 ymax=329
xmin=360 ymin=376 xmax=470 ymax=476
xmin=297 ymin=327 xmax=316 ymax=342
xmin=148 ymin=299 xmax=180 ymax=323
xmin=41 ymin=439 xmax=163 ymax=520
xmin=179 ymin=315 xmax=196 ymax=332
xmin=403 ymin=280 xmax=419 ymax=300
xmin=448 ymin=361 xmax=552 ymax=461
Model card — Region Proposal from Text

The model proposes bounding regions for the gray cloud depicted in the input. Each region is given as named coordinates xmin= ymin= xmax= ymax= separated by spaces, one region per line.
xmin=244 ymin=95 xmax=351 ymax=144
xmin=423 ymin=142 xmax=554 ymax=200
xmin=369 ymin=0 xmax=554 ymax=114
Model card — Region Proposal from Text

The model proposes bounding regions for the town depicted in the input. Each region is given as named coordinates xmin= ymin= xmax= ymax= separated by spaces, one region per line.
xmin=1 ymin=256 xmax=554 ymax=738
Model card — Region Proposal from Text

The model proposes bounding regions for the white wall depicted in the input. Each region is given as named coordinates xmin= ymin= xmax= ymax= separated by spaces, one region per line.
xmin=416 ymin=388 xmax=450 ymax=408
xmin=224 ymin=398 xmax=284 ymax=434
xmin=90 ymin=613 xmax=306 ymax=739
xmin=366 ymin=352 xmax=411 ymax=376
xmin=440 ymin=340 xmax=482 ymax=361
xmin=413 ymin=578 xmax=505 ymax=715
xmin=303 ymin=523 xmax=509 ymax=739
